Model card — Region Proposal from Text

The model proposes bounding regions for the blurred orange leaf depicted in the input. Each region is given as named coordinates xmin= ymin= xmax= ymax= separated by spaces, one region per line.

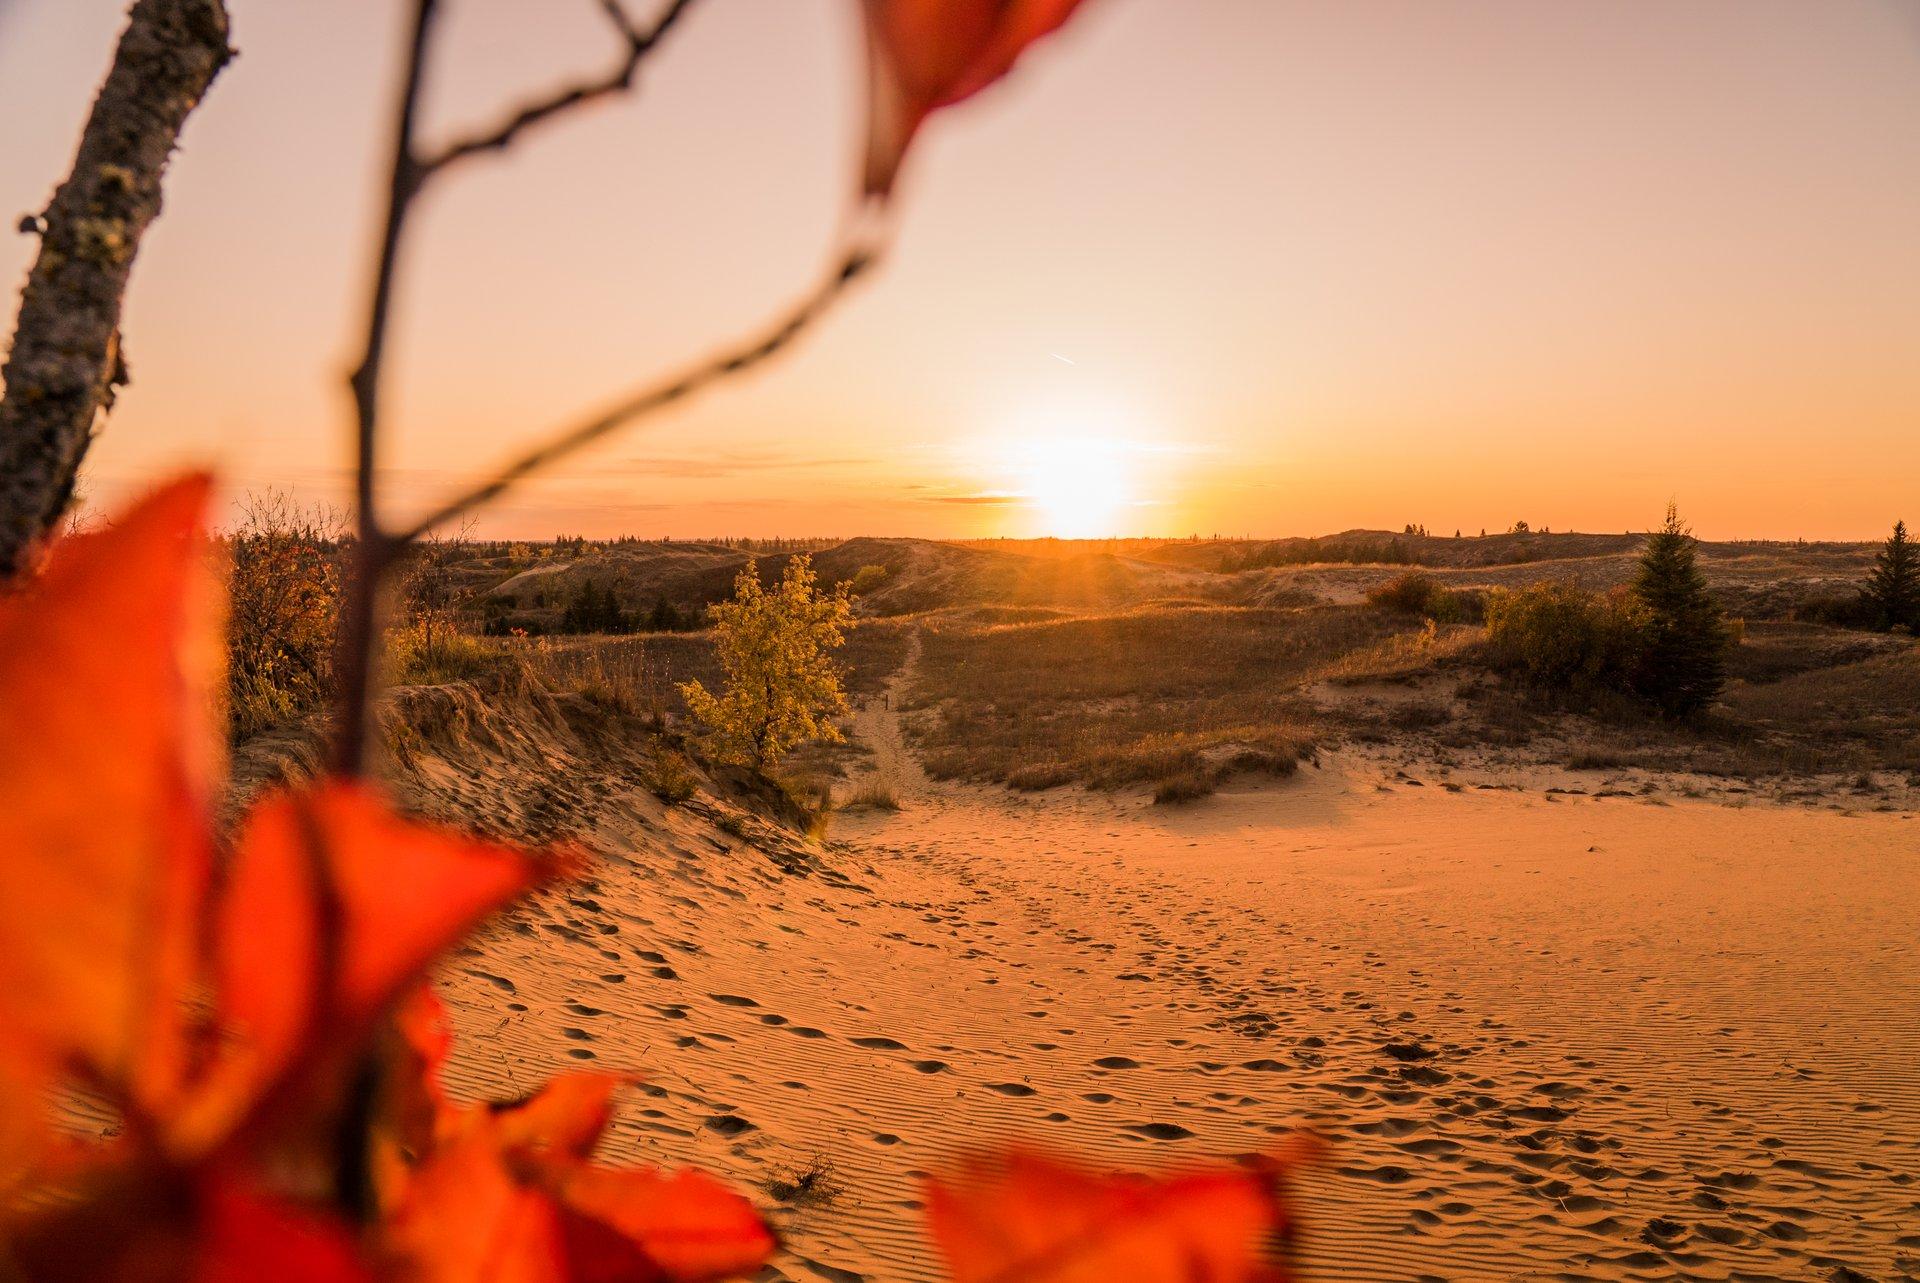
xmin=862 ymin=0 xmax=1092 ymax=194
xmin=0 ymin=475 xmax=220 ymax=1163
xmin=926 ymin=1147 xmax=1308 ymax=1283
xmin=198 ymin=783 xmax=558 ymax=1147
xmin=546 ymin=1165 xmax=778 ymax=1283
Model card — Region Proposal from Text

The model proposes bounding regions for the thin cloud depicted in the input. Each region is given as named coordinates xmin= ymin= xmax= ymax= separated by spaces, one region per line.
xmin=603 ymin=451 xmax=869 ymax=480
xmin=924 ymin=492 xmax=1028 ymax=506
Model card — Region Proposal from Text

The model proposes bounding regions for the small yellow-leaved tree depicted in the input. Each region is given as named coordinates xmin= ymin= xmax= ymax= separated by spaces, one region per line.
xmin=681 ymin=556 xmax=853 ymax=771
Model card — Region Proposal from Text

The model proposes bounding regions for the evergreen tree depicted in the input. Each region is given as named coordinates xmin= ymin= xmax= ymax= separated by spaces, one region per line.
xmin=646 ymin=597 xmax=682 ymax=632
xmin=1630 ymin=503 xmax=1729 ymax=716
xmin=1862 ymin=520 xmax=1920 ymax=632
xmin=560 ymin=579 xmax=629 ymax=634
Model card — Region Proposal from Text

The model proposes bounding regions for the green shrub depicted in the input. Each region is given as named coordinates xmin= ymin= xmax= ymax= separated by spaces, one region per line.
xmin=1485 ymin=582 xmax=1646 ymax=691
xmin=848 ymin=563 xmax=889 ymax=596
xmin=1367 ymin=571 xmax=1481 ymax=624
xmin=644 ymin=751 xmax=699 ymax=804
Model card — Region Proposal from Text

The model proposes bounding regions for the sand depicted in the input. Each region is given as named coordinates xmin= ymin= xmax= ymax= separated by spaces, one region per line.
xmin=429 ymin=667 xmax=1920 ymax=1282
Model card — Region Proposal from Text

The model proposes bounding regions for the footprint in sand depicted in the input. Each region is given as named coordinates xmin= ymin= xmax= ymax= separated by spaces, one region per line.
xmin=704 ymin=1114 xmax=756 ymax=1137
xmin=986 ymin=1083 xmax=1037 ymax=1097
xmin=1093 ymin=1056 xmax=1141 ymax=1070
xmin=1123 ymin=1123 xmax=1194 ymax=1141
xmin=463 ymin=969 xmax=517 ymax=995
xmin=910 ymin=1060 xmax=950 ymax=1074
xmin=852 ymin=1036 xmax=908 ymax=1051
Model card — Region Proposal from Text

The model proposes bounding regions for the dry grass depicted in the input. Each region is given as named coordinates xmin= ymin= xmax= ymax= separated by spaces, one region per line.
xmin=841 ymin=781 xmax=902 ymax=811
xmin=908 ymin=595 xmax=1920 ymax=797
xmin=509 ymin=617 xmax=913 ymax=722
xmin=761 ymin=1154 xmax=844 ymax=1208
xmin=1321 ymin=622 xmax=1480 ymax=685
xmin=907 ymin=604 xmax=1356 ymax=793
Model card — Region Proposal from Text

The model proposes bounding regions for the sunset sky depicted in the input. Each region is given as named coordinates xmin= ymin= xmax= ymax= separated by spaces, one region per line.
xmin=2 ymin=1 xmax=1917 ymax=540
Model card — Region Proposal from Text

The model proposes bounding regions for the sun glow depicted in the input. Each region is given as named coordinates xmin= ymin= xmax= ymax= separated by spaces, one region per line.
xmin=1017 ymin=435 xmax=1138 ymax=537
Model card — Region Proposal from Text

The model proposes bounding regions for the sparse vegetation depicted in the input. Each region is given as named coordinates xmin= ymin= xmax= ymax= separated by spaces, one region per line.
xmin=843 ymin=780 xmax=902 ymax=811
xmin=762 ymin=1154 xmax=844 ymax=1208
xmin=909 ymin=605 xmax=1341 ymax=796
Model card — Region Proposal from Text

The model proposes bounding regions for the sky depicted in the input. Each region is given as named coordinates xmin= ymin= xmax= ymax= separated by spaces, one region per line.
xmin=1 ymin=0 xmax=1917 ymax=541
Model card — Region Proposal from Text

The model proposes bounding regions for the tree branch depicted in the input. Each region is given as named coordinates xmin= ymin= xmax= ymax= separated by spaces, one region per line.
xmin=392 ymin=242 xmax=878 ymax=545
xmin=330 ymin=0 xmax=440 ymax=776
xmin=416 ymin=0 xmax=700 ymax=175
xmin=0 ymin=0 xmax=234 ymax=578
xmin=327 ymin=0 xmax=876 ymax=776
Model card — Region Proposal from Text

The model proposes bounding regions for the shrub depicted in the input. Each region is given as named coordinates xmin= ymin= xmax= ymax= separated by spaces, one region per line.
xmin=1366 ymin=571 xmax=1440 ymax=614
xmin=1793 ymin=592 xmax=1878 ymax=630
xmin=1485 ymin=581 xmax=1645 ymax=692
xmin=1152 ymin=770 xmax=1216 ymax=805
xmin=641 ymin=750 xmax=698 ymax=804
xmin=224 ymin=491 xmax=343 ymax=738
xmin=848 ymin=563 xmax=890 ymax=596
xmin=387 ymin=621 xmax=496 ymax=685
xmin=1366 ymin=571 xmax=1481 ymax=624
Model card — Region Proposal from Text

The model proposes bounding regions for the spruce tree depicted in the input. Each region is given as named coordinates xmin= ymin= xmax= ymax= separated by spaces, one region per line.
xmin=1862 ymin=519 xmax=1920 ymax=632
xmin=1631 ymin=503 xmax=1729 ymax=716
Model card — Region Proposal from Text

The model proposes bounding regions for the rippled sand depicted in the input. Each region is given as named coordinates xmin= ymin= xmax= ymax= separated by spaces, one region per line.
xmin=430 ymin=684 xmax=1919 ymax=1282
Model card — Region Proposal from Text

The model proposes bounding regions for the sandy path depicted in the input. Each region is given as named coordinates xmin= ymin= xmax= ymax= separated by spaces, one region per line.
xmin=436 ymin=655 xmax=1920 ymax=1283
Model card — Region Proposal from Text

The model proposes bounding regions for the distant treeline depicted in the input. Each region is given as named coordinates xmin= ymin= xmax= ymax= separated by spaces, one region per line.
xmin=471 ymin=535 xmax=842 ymax=556
xmin=1223 ymin=537 xmax=1422 ymax=571
xmin=483 ymin=579 xmax=704 ymax=637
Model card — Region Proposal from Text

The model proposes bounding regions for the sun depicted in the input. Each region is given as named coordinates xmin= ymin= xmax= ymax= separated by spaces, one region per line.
xmin=1018 ymin=435 xmax=1136 ymax=538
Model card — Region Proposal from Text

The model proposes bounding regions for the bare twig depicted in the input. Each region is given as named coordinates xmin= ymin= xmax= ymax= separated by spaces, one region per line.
xmin=393 ymin=244 xmax=878 ymax=545
xmin=0 ymin=0 xmax=233 ymax=577
xmin=328 ymin=0 xmax=879 ymax=778
xmin=330 ymin=0 xmax=439 ymax=776
xmin=417 ymin=0 xmax=699 ymax=174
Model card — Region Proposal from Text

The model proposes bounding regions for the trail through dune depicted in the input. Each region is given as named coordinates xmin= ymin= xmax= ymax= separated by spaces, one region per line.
xmin=433 ymin=654 xmax=1920 ymax=1283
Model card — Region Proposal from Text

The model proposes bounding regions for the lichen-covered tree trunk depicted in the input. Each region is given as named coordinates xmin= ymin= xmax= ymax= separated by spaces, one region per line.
xmin=0 ymin=0 xmax=233 ymax=577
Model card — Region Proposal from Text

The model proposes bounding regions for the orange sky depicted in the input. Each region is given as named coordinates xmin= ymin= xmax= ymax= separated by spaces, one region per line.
xmin=2 ymin=1 xmax=1917 ymax=540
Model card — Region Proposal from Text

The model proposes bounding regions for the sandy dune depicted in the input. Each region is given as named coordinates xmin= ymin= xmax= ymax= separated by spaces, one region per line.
xmin=428 ymin=662 xmax=1920 ymax=1282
